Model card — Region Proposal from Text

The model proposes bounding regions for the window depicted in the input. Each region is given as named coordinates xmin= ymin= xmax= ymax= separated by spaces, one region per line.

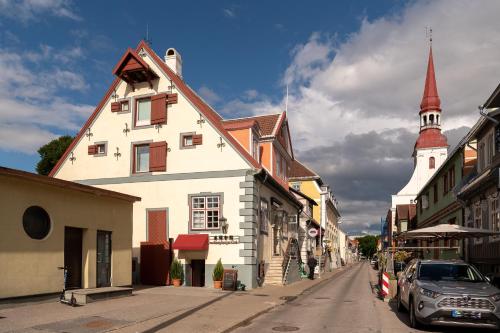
xmin=134 ymin=144 xmax=149 ymax=173
xmin=121 ymin=100 xmax=129 ymax=112
xmin=449 ymin=167 xmax=455 ymax=190
xmin=191 ymin=196 xmax=220 ymax=230
xmin=183 ymin=135 xmax=193 ymax=147
xmin=96 ymin=143 xmax=106 ymax=155
xmin=291 ymin=182 xmax=300 ymax=191
xmin=135 ymin=98 xmax=151 ymax=127
xmin=275 ymin=153 xmax=281 ymax=177
xmin=429 ymin=157 xmax=435 ymax=169
xmin=491 ymin=196 xmax=499 ymax=233
xmin=260 ymin=199 xmax=269 ymax=232
xmin=443 ymin=174 xmax=448 ymax=194
xmin=433 ymin=184 xmax=438 ymax=203
xmin=429 ymin=114 xmax=434 ymax=124
xmin=253 ymin=137 xmax=259 ymax=162
xmin=23 ymin=206 xmax=51 ymax=240
xmin=474 ymin=202 xmax=482 ymax=229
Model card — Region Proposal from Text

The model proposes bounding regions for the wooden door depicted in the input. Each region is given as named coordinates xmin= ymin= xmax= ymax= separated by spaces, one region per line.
xmin=97 ymin=230 xmax=112 ymax=287
xmin=191 ymin=260 xmax=205 ymax=287
xmin=64 ymin=227 xmax=83 ymax=289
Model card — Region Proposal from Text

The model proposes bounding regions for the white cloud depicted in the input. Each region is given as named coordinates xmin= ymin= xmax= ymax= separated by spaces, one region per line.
xmin=198 ymin=86 xmax=221 ymax=105
xmin=223 ymin=8 xmax=236 ymax=18
xmin=0 ymin=47 xmax=93 ymax=154
xmin=220 ymin=0 xmax=500 ymax=233
xmin=0 ymin=0 xmax=81 ymax=22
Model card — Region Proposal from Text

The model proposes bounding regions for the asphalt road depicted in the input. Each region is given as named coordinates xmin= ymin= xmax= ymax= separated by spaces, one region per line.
xmin=232 ymin=261 xmax=493 ymax=333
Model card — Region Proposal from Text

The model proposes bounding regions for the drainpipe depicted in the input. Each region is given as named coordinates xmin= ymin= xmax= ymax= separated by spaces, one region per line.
xmin=319 ymin=188 xmax=328 ymax=278
xmin=253 ymin=168 xmax=266 ymax=287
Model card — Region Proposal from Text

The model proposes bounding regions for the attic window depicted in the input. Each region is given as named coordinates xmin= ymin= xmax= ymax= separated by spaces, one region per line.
xmin=121 ymin=100 xmax=129 ymax=112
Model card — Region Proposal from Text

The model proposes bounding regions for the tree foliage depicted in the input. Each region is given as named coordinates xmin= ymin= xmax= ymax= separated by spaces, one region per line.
xmin=357 ymin=235 xmax=379 ymax=258
xmin=36 ymin=135 xmax=73 ymax=175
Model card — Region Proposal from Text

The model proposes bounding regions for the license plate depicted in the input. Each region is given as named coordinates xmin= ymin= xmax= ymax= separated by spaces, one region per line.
xmin=451 ymin=310 xmax=482 ymax=319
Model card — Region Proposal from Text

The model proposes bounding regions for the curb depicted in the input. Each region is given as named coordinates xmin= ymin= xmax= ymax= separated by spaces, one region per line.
xmin=221 ymin=263 xmax=357 ymax=333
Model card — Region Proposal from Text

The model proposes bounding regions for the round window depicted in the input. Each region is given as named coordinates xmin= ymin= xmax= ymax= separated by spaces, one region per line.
xmin=22 ymin=206 xmax=51 ymax=240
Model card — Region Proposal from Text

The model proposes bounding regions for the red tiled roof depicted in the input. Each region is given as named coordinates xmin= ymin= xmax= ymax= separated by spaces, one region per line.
xmin=396 ymin=204 xmax=416 ymax=221
xmin=289 ymin=160 xmax=319 ymax=179
xmin=223 ymin=114 xmax=281 ymax=136
xmin=415 ymin=128 xmax=448 ymax=150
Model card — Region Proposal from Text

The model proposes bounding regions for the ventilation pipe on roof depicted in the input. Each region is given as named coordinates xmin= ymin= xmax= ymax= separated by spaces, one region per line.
xmin=165 ymin=48 xmax=182 ymax=78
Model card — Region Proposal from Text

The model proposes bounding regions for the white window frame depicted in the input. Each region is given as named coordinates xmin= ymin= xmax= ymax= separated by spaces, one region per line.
xmin=135 ymin=144 xmax=150 ymax=173
xmin=260 ymin=199 xmax=269 ymax=233
xmin=191 ymin=195 xmax=220 ymax=230
xmin=135 ymin=98 xmax=151 ymax=127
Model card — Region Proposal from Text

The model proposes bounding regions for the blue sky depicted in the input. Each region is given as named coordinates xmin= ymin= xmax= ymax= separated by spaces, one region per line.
xmin=2 ymin=0 xmax=500 ymax=234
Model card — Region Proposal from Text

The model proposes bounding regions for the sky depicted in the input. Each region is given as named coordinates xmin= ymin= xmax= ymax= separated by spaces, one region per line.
xmin=1 ymin=0 xmax=500 ymax=235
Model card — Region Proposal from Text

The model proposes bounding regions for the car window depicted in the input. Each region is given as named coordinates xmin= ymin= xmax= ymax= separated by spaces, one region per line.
xmin=406 ymin=262 xmax=416 ymax=278
xmin=418 ymin=264 xmax=485 ymax=282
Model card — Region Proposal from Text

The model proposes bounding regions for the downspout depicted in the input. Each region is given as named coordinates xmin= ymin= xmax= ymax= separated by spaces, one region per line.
xmin=479 ymin=105 xmax=499 ymax=125
xmin=254 ymin=168 xmax=267 ymax=287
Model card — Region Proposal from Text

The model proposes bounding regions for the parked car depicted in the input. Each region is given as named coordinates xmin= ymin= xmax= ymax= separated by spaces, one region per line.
xmin=397 ymin=259 xmax=500 ymax=329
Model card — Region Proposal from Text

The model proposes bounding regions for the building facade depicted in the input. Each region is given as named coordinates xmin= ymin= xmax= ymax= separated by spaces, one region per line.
xmin=50 ymin=41 xmax=302 ymax=289
xmin=457 ymin=83 xmax=500 ymax=279
xmin=0 ymin=167 xmax=139 ymax=299
xmin=289 ymin=160 xmax=341 ymax=270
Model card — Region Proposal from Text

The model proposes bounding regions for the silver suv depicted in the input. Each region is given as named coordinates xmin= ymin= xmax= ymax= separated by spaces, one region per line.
xmin=397 ymin=259 xmax=500 ymax=329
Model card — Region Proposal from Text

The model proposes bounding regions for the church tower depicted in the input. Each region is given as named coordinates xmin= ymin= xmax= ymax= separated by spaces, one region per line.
xmin=390 ymin=43 xmax=448 ymax=236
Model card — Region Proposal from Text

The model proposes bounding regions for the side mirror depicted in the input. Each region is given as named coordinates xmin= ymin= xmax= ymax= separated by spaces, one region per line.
xmin=407 ymin=273 xmax=413 ymax=282
xmin=485 ymin=276 xmax=491 ymax=283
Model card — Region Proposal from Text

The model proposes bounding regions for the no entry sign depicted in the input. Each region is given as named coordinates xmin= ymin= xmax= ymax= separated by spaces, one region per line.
xmin=308 ymin=228 xmax=318 ymax=237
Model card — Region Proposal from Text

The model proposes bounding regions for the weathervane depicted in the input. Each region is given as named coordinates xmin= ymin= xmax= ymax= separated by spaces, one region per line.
xmin=426 ymin=26 xmax=433 ymax=46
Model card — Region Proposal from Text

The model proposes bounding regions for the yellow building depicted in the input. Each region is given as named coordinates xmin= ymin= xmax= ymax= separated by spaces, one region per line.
xmin=289 ymin=160 xmax=341 ymax=269
xmin=0 ymin=167 xmax=139 ymax=299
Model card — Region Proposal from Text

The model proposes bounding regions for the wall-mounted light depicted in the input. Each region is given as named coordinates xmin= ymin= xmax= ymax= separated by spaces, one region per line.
xmin=69 ymin=152 xmax=76 ymax=164
xmin=85 ymin=128 xmax=93 ymax=140
xmin=114 ymin=147 xmax=121 ymax=160
xmin=220 ymin=217 xmax=228 ymax=234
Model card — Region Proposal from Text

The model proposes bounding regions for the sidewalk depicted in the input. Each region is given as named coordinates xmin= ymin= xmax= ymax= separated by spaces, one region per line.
xmin=0 ymin=264 xmax=356 ymax=333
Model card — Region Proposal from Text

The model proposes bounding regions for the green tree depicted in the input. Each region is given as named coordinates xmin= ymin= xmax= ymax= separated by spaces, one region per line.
xmin=357 ymin=235 xmax=379 ymax=258
xmin=36 ymin=135 xmax=74 ymax=175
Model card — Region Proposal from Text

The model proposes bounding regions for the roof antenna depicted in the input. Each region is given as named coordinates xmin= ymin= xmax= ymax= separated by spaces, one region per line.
xmin=145 ymin=23 xmax=153 ymax=46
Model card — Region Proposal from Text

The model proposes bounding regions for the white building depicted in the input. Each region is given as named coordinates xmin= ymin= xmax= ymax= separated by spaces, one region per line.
xmin=51 ymin=41 xmax=303 ymax=289
xmin=390 ymin=45 xmax=448 ymax=240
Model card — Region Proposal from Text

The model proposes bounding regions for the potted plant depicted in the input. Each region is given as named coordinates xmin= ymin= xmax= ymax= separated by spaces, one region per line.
xmin=170 ymin=258 xmax=183 ymax=287
xmin=212 ymin=258 xmax=224 ymax=289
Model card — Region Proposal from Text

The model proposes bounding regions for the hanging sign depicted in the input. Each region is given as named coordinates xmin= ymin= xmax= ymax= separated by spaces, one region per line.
xmin=308 ymin=228 xmax=318 ymax=237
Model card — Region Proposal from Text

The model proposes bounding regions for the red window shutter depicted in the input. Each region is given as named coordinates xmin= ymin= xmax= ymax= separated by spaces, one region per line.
xmin=192 ymin=134 xmax=203 ymax=145
xmin=147 ymin=210 xmax=167 ymax=243
xmin=149 ymin=141 xmax=167 ymax=172
xmin=166 ymin=93 xmax=178 ymax=105
xmin=151 ymin=93 xmax=167 ymax=125
xmin=111 ymin=102 xmax=121 ymax=112
xmin=88 ymin=145 xmax=97 ymax=155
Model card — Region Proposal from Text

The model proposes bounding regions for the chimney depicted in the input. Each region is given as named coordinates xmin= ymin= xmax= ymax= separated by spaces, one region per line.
xmin=164 ymin=48 xmax=182 ymax=78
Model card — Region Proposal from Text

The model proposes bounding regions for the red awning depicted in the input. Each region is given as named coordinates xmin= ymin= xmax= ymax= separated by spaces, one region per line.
xmin=172 ymin=234 xmax=209 ymax=251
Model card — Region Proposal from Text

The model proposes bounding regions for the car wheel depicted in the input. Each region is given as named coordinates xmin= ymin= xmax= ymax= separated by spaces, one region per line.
xmin=397 ymin=290 xmax=404 ymax=312
xmin=409 ymin=299 xmax=420 ymax=329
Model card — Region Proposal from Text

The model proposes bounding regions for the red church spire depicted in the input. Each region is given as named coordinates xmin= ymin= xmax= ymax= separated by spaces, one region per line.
xmin=419 ymin=46 xmax=441 ymax=113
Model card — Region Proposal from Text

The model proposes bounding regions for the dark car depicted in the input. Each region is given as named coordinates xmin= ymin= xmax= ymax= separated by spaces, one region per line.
xmin=397 ymin=259 xmax=500 ymax=330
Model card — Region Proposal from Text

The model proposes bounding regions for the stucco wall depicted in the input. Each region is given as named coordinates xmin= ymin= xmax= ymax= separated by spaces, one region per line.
xmin=0 ymin=175 xmax=133 ymax=299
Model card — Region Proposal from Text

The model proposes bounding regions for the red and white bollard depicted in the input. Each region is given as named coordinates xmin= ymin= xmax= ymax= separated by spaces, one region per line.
xmin=381 ymin=272 xmax=390 ymax=300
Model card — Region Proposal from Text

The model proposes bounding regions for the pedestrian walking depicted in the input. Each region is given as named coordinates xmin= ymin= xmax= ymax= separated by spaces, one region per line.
xmin=307 ymin=254 xmax=318 ymax=280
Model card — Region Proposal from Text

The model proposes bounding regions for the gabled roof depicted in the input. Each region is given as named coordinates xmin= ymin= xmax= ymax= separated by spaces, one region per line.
xmin=223 ymin=113 xmax=281 ymax=136
xmin=112 ymin=48 xmax=159 ymax=89
xmin=289 ymin=159 xmax=320 ymax=180
xmin=1 ymin=166 xmax=140 ymax=202
xmin=49 ymin=40 xmax=260 ymax=177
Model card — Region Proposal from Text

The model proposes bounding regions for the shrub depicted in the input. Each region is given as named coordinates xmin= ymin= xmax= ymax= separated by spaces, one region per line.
xmin=170 ymin=258 xmax=184 ymax=281
xmin=213 ymin=258 xmax=224 ymax=281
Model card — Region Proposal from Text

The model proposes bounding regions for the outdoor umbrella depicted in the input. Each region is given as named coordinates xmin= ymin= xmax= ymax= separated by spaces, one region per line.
xmin=396 ymin=223 xmax=500 ymax=240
